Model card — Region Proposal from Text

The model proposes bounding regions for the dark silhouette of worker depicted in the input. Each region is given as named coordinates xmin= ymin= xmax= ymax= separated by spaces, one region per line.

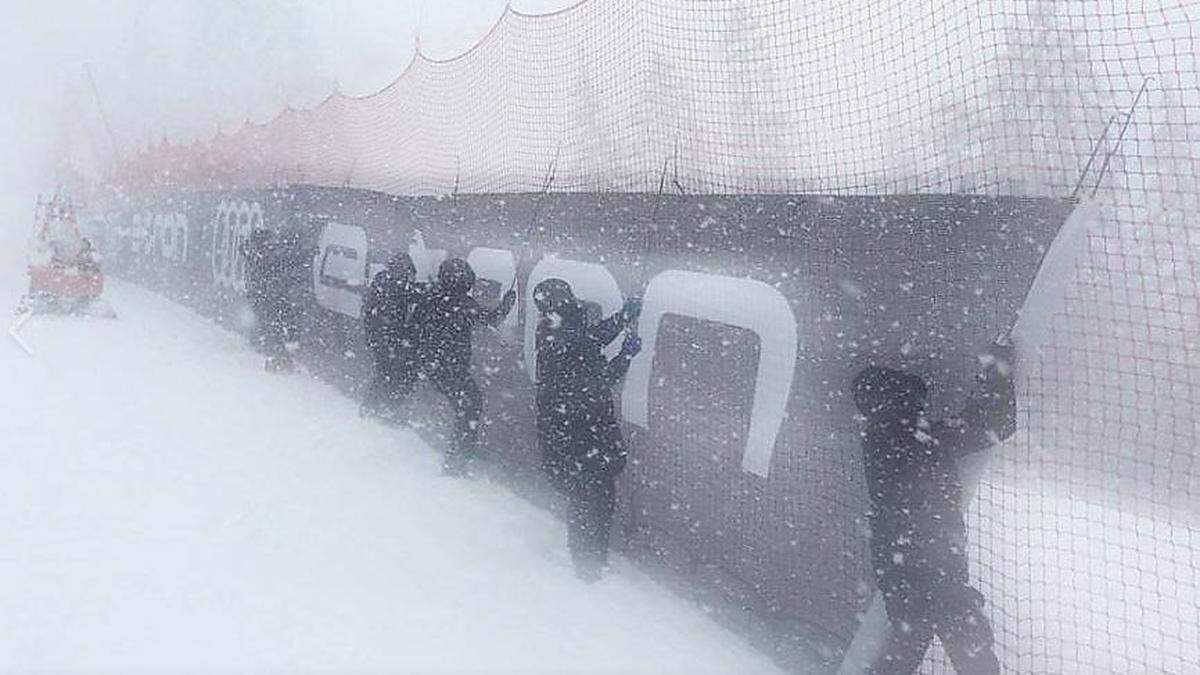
xmin=77 ymin=238 xmax=100 ymax=273
xmin=362 ymin=252 xmax=423 ymax=420
xmin=533 ymin=278 xmax=642 ymax=582
xmin=852 ymin=342 xmax=1016 ymax=675
xmin=244 ymin=229 xmax=306 ymax=373
xmin=412 ymin=258 xmax=516 ymax=476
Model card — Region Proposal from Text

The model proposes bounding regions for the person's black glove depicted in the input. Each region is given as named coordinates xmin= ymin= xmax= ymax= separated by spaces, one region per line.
xmin=620 ymin=333 xmax=642 ymax=357
xmin=976 ymin=339 xmax=1018 ymax=441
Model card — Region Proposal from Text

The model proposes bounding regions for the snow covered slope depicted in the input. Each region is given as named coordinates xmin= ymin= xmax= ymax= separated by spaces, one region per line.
xmin=0 ymin=277 xmax=785 ymax=673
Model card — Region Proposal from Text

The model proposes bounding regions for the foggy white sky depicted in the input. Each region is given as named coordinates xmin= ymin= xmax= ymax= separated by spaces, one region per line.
xmin=0 ymin=0 xmax=574 ymax=246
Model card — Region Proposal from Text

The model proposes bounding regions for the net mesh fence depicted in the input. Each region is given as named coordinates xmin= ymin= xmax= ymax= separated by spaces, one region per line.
xmin=103 ymin=1 xmax=1199 ymax=672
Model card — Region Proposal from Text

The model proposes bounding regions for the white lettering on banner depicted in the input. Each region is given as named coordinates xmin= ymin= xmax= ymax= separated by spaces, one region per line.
xmin=209 ymin=202 xmax=231 ymax=288
xmin=172 ymin=214 xmax=190 ymax=262
xmin=409 ymin=231 xmax=447 ymax=283
xmin=154 ymin=213 xmax=167 ymax=259
xmin=152 ymin=212 xmax=189 ymax=262
xmin=150 ymin=213 xmax=162 ymax=257
xmin=210 ymin=200 xmax=258 ymax=292
xmin=524 ymin=256 xmax=624 ymax=382
xmin=129 ymin=213 xmax=144 ymax=254
xmin=620 ymin=270 xmax=799 ymax=478
xmin=467 ymin=247 xmax=519 ymax=336
xmin=190 ymin=196 xmax=802 ymax=479
xmin=313 ymin=221 xmax=369 ymax=318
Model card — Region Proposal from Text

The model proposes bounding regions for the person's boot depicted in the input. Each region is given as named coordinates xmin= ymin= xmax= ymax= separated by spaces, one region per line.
xmin=359 ymin=381 xmax=386 ymax=419
xmin=441 ymin=451 xmax=470 ymax=478
xmin=571 ymin=546 xmax=604 ymax=584
xmin=574 ymin=562 xmax=602 ymax=584
xmin=572 ymin=554 xmax=603 ymax=583
xmin=359 ymin=393 xmax=379 ymax=418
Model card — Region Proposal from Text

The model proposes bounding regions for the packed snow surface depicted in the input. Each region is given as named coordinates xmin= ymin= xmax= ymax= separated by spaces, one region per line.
xmin=0 ymin=278 xmax=783 ymax=673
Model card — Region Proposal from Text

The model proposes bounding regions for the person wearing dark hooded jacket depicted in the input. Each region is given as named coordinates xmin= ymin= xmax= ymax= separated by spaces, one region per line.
xmin=244 ymin=229 xmax=302 ymax=372
xmin=411 ymin=258 xmax=516 ymax=476
xmin=361 ymin=252 xmax=423 ymax=418
xmin=851 ymin=342 xmax=1016 ymax=675
xmin=532 ymin=278 xmax=642 ymax=582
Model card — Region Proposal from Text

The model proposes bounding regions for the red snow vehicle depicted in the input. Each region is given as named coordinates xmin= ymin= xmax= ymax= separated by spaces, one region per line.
xmin=17 ymin=197 xmax=114 ymax=317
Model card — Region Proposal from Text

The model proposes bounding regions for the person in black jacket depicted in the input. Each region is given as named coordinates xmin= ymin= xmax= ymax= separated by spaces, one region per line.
xmin=412 ymin=258 xmax=516 ymax=476
xmin=362 ymin=252 xmax=423 ymax=419
xmin=533 ymin=278 xmax=642 ymax=582
xmin=244 ymin=229 xmax=303 ymax=373
xmin=852 ymin=342 xmax=1016 ymax=675
xmin=77 ymin=238 xmax=100 ymax=273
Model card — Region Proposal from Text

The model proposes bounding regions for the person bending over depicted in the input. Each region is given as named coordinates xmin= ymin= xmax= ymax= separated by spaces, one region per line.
xmin=852 ymin=342 xmax=1016 ymax=675
xmin=362 ymin=252 xmax=423 ymax=420
xmin=412 ymin=258 xmax=516 ymax=476
xmin=244 ymin=229 xmax=303 ymax=373
xmin=533 ymin=278 xmax=642 ymax=582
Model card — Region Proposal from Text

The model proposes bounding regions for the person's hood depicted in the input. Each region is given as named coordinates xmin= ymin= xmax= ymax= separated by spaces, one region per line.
xmin=438 ymin=258 xmax=476 ymax=296
xmin=385 ymin=252 xmax=416 ymax=282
